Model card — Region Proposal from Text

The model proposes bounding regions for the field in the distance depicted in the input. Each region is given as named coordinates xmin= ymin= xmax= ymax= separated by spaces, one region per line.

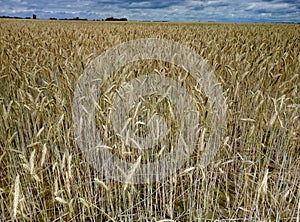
xmin=0 ymin=19 xmax=299 ymax=221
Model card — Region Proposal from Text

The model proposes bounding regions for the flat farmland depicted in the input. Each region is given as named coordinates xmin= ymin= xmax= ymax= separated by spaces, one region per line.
xmin=0 ymin=19 xmax=299 ymax=221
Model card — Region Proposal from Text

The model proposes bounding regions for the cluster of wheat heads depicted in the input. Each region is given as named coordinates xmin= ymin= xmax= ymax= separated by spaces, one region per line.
xmin=0 ymin=19 xmax=299 ymax=221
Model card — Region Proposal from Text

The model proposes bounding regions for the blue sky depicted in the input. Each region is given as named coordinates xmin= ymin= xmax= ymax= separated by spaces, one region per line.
xmin=0 ymin=0 xmax=299 ymax=22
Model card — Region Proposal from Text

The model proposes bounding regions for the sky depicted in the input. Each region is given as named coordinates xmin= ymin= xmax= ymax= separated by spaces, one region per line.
xmin=0 ymin=0 xmax=299 ymax=23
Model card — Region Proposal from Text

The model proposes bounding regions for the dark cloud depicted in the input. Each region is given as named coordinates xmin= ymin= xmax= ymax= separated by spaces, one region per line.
xmin=0 ymin=0 xmax=299 ymax=22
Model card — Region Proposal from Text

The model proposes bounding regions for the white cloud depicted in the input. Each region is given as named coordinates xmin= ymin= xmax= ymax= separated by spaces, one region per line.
xmin=129 ymin=1 xmax=152 ymax=8
xmin=246 ymin=2 xmax=293 ymax=11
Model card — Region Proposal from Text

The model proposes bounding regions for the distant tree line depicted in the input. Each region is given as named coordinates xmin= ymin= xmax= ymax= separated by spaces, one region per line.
xmin=50 ymin=16 xmax=128 ymax=21
xmin=104 ymin=17 xmax=128 ymax=21
xmin=0 ymin=14 xmax=37 ymax=19
xmin=0 ymin=16 xmax=23 ymax=19
xmin=0 ymin=14 xmax=129 ymax=22
xmin=56 ymin=17 xmax=88 ymax=21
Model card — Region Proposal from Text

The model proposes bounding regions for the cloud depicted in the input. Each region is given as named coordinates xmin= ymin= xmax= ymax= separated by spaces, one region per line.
xmin=0 ymin=0 xmax=299 ymax=22
xmin=243 ymin=0 xmax=300 ymax=21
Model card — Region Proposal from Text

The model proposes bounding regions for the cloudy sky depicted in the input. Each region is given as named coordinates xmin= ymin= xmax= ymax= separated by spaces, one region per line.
xmin=0 ymin=0 xmax=299 ymax=22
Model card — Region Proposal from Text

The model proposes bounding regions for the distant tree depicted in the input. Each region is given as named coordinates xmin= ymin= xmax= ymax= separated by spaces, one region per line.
xmin=58 ymin=17 xmax=87 ymax=21
xmin=105 ymin=17 xmax=128 ymax=21
xmin=105 ymin=17 xmax=114 ymax=21
xmin=33 ymin=14 xmax=36 ymax=19
xmin=72 ymin=17 xmax=88 ymax=21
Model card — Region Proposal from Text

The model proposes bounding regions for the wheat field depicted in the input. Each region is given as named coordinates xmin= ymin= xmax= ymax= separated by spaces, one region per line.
xmin=0 ymin=19 xmax=299 ymax=221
